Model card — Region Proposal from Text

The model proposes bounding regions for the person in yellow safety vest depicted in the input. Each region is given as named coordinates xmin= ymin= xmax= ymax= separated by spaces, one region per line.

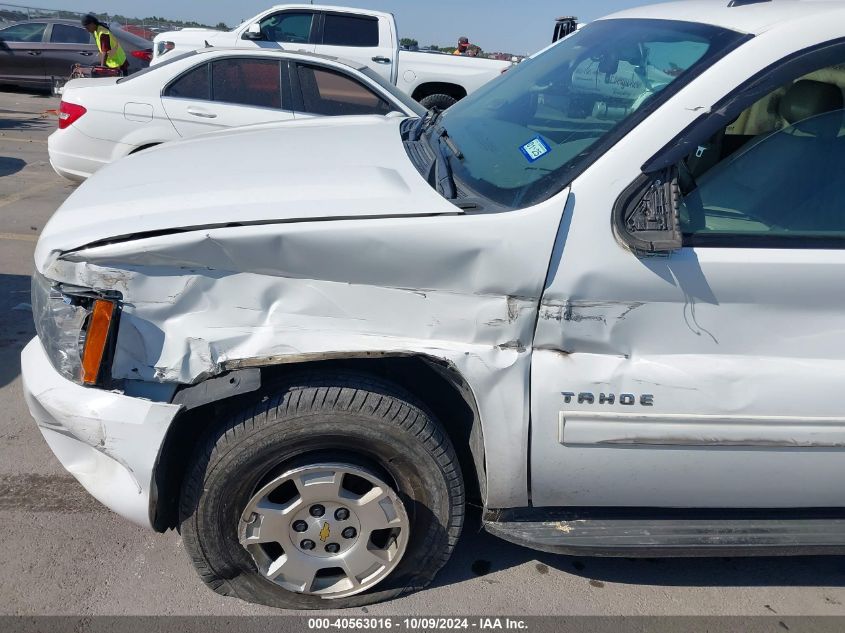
xmin=81 ymin=14 xmax=129 ymax=76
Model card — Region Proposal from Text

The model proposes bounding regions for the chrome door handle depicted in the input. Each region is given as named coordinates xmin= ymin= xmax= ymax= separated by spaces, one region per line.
xmin=27 ymin=50 xmax=41 ymax=56
xmin=187 ymin=107 xmax=217 ymax=119
xmin=79 ymin=51 xmax=95 ymax=56
xmin=371 ymin=56 xmax=391 ymax=64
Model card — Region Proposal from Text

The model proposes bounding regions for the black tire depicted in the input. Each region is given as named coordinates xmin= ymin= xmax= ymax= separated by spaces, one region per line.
xmin=179 ymin=373 xmax=465 ymax=609
xmin=419 ymin=93 xmax=459 ymax=110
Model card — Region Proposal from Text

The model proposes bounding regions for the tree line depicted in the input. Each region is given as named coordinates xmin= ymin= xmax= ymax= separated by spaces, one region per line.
xmin=0 ymin=7 xmax=221 ymax=30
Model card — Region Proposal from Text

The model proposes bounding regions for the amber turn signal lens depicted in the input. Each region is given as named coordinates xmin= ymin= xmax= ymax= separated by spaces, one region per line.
xmin=82 ymin=300 xmax=115 ymax=385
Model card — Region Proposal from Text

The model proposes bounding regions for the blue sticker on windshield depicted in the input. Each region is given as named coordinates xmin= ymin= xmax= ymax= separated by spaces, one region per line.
xmin=520 ymin=136 xmax=551 ymax=162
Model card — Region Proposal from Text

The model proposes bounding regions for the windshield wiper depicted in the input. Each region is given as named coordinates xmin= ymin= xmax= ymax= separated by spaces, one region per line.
xmin=410 ymin=108 xmax=444 ymax=141
xmin=434 ymin=132 xmax=457 ymax=199
xmin=438 ymin=128 xmax=463 ymax=160
xmin=408 ymin=110 xmax=463 ymax=201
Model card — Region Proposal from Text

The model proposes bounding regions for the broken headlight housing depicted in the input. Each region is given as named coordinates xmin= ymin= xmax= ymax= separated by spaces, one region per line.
xmin=31 ymin=270 xmax=119 ymax=386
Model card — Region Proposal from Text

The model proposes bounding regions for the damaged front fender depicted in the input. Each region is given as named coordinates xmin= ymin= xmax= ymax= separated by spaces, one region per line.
xmin=37 ymin=193 xmax=569 ymax=509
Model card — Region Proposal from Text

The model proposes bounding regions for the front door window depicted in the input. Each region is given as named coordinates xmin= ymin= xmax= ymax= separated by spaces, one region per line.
xmin=677 ymin=64 xmax=845 ymax=242
xmin=259 ymin=12 xmax=313 ymax=44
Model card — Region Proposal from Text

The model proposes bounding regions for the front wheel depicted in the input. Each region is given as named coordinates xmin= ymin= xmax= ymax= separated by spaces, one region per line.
xmin=179 ymin=374 xmax=465 ymax=609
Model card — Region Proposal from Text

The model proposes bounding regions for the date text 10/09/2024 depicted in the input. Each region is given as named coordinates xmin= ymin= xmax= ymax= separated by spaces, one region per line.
xmin=307 ymin=618 xmax=529 ymax=630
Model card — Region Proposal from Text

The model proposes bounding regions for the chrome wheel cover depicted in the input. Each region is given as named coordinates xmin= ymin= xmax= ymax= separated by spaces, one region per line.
xmin=238 ymin=463 xmax=410 ymax=599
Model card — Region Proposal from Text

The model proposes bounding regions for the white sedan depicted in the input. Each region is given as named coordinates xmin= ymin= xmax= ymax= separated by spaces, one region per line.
xmin=48 ymin=47 xmax=426 ymax=181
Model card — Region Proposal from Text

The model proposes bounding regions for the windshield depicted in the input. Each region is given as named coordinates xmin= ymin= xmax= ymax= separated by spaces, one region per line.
xmin=439 ymin=19 xmax=747 ymax=208
xmin=360 ymin=66 xmax=427 ymax=117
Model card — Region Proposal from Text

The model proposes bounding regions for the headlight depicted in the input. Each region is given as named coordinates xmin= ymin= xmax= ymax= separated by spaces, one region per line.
xmin=31 ymin=271 xmax=119 ymax=385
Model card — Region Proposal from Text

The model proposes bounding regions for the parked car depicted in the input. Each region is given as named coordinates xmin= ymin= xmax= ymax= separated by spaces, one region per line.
xmin=48 ymin=48 xmax=425 ymax=181
xmin=23 ymin=0 xmax=845 ymax=610
xmin=0 ymin=18 xmax=152 ymax=91
xmin=151 ymin=4 xmax=512 ymax=109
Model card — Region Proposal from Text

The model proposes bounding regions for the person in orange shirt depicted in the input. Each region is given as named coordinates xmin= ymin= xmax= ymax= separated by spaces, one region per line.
xmin=453 ymin=36 xmax=470 ymax=55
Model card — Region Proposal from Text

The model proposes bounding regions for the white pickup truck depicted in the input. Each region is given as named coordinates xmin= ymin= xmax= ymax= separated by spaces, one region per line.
xmin=151 ymin=4 xmax=512 ymax=109
xmin=23 ymin=0 xmax=845 ymax=612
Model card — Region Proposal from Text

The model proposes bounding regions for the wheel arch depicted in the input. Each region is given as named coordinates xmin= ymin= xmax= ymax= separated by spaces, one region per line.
xmin=107 ymin=140 xmax=163 ymax=165
xmin=151 ymin=353 xmax=486 ymax=532
xmin=411 ymin=82 xmax=467 ymax=103
xmin=130 ymin=142 xmax=162 ymax=155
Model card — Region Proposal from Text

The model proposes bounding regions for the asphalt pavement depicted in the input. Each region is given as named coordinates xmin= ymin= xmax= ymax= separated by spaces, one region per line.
xmin=1 ymin=87 xmax=845 ymax=619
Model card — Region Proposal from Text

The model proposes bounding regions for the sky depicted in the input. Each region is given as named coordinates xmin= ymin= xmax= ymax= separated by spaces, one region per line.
xmin=32 ymin=0 xmax=674 ymax=56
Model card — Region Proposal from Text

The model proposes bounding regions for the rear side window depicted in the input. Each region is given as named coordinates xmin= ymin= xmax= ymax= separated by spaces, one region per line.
xmin=211 ymin=59 xmax=282 ymax=109
xmin=0 ymin=22 xmax=46 ymax=42
xmin=119 ymin=50 xmax=198 ymax=83
xmin=297 ymin=64 xmax=390 ymax=116
xmin=50 ymin=24 xmax=93 ymax=44
xmin=165 ymin=63 xmax=210 ymax=100
xmin=322 ymin=13 xmax=379 ymax=47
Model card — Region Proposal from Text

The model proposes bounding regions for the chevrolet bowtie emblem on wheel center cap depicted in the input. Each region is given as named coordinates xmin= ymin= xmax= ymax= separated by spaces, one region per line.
xmin=319 ymin=522 xmax=331 ymax=543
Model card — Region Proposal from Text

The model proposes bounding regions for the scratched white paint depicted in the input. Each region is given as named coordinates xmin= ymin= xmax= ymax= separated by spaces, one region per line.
xmin=21 ymin=340 xmax=180 ymax=526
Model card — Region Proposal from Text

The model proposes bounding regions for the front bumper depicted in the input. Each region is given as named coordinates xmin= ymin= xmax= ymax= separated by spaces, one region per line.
xmin=21 ymin=338 xmax=181 ymax=528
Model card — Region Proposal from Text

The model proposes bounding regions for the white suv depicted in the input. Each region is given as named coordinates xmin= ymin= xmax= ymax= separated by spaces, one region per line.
xmin=23 ymin=0 xmax=845 ymax=609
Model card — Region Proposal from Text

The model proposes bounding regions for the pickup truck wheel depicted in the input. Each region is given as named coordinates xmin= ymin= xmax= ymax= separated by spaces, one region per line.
xmin=178 ymin=375 xmax=465 ymax=609
xmin=419 ymin=93 xmax=458 ymax=110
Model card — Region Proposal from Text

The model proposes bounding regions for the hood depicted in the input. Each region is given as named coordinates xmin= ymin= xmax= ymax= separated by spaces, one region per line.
xmin=36 ymin=116 xmax=458 ymax=270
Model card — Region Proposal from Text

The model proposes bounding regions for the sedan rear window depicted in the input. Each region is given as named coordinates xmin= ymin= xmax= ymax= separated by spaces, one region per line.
xmin=165 ymin=63 xmax=210 ymax=100
xmin=297 ymin=64 xmax=390 ymax=115
xmin=212 ymin=59 xmax=283 ymax=109
xmin=50 ymin=24 xmax=93 ymax=44
xmin=0 ymin=22 xmax=46 ymax=42
xmin=118 ymin=50 xmax=199 ymax=84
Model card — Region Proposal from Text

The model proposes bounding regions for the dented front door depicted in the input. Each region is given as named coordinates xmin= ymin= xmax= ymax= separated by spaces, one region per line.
xmin=528 ymin=59 xmax=845 ymax=509
xmin=531 ymin=232 xmax=845 ymax=508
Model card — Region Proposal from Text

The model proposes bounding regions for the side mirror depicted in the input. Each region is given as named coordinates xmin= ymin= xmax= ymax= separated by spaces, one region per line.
xmin=613 ymin=167 xmax=682 ymax=254
xmin=242 ymin=23 xmax=263 ymax=40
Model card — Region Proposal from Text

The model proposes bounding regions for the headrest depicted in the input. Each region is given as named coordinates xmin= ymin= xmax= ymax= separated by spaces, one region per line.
xmin=779 ymin=79 xmax=843 ymax=126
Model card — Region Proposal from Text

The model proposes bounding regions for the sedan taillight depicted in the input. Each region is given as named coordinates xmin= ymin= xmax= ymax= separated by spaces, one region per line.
xmin=132 ymin=49 xmax=153 ymax=63
xmin=58 ymin=101 xmax=87 ymax=130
